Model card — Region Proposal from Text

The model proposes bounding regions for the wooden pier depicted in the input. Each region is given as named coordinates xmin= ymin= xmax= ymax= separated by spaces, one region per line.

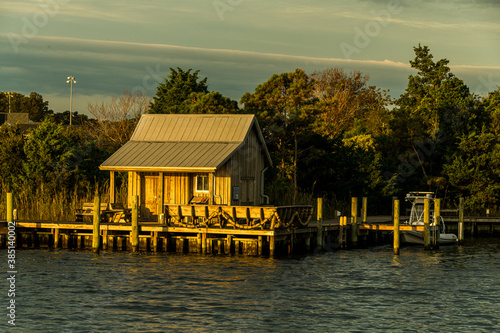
xmin=2 ymin=195 xmax=500 ymax=256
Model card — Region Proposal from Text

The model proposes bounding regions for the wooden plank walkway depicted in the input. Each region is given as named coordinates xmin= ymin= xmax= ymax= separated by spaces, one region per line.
xmin=3 ymin=213 xmax=500 ymax=255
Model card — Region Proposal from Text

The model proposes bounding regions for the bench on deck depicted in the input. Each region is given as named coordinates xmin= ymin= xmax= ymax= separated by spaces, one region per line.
xmin=107 ymin=203 xmax=132 ymax=223
xmin=75 ymin=202 xmax=109 ymax=222
xmin=75 ymin=202 xmax=131 ymax=223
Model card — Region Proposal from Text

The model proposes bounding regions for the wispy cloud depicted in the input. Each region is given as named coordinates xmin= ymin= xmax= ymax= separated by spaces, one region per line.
xmin=1 ymin=34 xmax=498 ymax=116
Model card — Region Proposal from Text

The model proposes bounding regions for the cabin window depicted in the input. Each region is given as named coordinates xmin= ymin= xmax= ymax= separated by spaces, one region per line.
xmin=196 ymin=174 xmax=209 ymax=192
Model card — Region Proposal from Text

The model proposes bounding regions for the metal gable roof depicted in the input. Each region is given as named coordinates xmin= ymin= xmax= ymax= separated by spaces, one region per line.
xmin=129 ymin=114 xmax=254 ymax=142
xmin=100 ymin=114 xmax=272 ymax=171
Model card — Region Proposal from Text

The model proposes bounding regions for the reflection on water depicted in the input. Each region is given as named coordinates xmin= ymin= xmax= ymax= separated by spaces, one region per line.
xmin=3 ymin=238 xmax=500 ymax=332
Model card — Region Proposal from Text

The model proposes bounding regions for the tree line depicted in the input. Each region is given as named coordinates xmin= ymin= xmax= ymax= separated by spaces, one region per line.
xmin=1 ymin=45 xmax=499 ymax=215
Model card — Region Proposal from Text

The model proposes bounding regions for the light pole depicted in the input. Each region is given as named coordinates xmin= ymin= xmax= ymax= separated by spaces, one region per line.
xmin=66 ymin=75 xmax=77 ymax=125
xmin=3 ymin=92 xmax=13 ymax=113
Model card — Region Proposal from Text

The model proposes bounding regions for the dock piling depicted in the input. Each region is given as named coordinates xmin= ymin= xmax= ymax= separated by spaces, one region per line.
xmin=458 ymin=197 xmax=464 ymax=244
xmin=317 ymin=198 xmax=323 ymax=250
xmin=92 ymin=195 xmax=101 ymax=254
xmin=424 ymin=198 xmax=430 ymax=250
xmin=351 ymin=197 xmax=358 ymax=247
xmin=102 ymin=229 xmax=108 ymax=250
xmin=394 ymin=199 xmax=400 ymax=255
xmin=54 ymin=228 xmax=60 ymax=249
xmin=362 ymin=197 xmax=367 ymax=223
xmin=434 ymin=198 xmax=441 ymax=248
xmin=7 ymin=192 xmax=13 ymax=223
xmin=131 ymin=195 xmax=139 ymax=252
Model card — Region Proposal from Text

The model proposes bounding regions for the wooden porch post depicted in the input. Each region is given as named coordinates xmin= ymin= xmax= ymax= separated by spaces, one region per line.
xmin=209 ymin=173 xmax=214 ymax=205
xmin=158 ymin=172 xmax=164 ymax=223
xmin=110 ymin=171 xmax=116 ymax=204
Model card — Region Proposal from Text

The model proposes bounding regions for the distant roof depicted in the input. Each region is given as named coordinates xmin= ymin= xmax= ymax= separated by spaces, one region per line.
xmin=100 ymin=114 xmax=272 ymax=172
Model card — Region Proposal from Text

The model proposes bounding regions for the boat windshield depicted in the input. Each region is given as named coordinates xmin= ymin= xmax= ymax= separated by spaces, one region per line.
xmin=406 ymin=192 xmax=434 ymax=225
xmin=410 ymin=204 xmax=425 ymax=224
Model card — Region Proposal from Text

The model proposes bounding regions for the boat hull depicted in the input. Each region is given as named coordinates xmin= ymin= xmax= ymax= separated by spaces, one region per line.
xmin=400 ymin=231 xmax=457 ymax=245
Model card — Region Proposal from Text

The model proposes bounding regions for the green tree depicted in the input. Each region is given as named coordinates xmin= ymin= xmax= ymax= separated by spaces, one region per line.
xmin=241 ymin=68 xmax=315 ymax=203
xmin=444 ymin=131 xmax=500 ymax=212
xmin=50 ymin=111 xmax=90 ymax=126
xmin=149 ymin=68 xmax=239 ymax=114
xmin=149 ymin=68 xmax=208 ymax=114
xmin=22 ymin=119 xmax=79 ymax=193
xmin=484 ymin=88 xmax=500 ymax=133
xmin=0 ymin=123 xmax=25 ymax=191
xmin=0 ymin=92 xmax=52 ymax=121
xmin=386 ymin=45 xmax=479 ymax=194
xmin=187 ymin=91 xmax=239 ymax=114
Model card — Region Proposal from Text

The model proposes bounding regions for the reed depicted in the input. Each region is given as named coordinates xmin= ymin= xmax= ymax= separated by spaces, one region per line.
xmin=1 ymin=180 xmax=128 ymax=221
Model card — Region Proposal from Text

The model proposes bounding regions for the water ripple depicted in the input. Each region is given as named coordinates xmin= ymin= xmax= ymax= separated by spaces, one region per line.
xmin=2 ymin=238 xmax=500 ymax=332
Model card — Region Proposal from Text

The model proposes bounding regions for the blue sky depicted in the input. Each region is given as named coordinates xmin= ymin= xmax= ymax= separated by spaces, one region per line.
xmin=1 ymin=0 xmax=499 ymax=116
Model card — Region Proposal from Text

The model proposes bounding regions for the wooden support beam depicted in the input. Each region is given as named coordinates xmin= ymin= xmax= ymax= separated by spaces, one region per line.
xmin=197 ymin=233 xmax=202 ymax=253
xmin=217 ymin=239 xmax=223 ymax=254
xmin=351 ymin=197 xmax=358 ymax=247
xmin=201 ymin=232 xmax=207 ymax=255
xmin=110 ymin=171 xmax=116 ymax=204
xmin=92 ymin=195 xmax=101 ymax=254
xmin=54 ymin=228 xmax=60 ymax=249
xmin=6 ymin=192 xmax=13 ymax=223
xmin=158 ymin=172 xmax=164 ymax=223
xmin=131 ymin=195 xmax=139 ymax=252
xmin=458 ymin=197 xmax=464 ymax=244
xmin=102 ymin=229 xmax=108 ymax=250
xmin=152 ymin=232 xmax=159 ymax=252
xmin=394 ymin=199 xmax=400 ymax=255
xmin=434 ymin=198 xmax=441 ymax=248
xmin=362 ymin=197 xmax=367 ymax=223
xmin=424 ymin=198 xmax=430 ymax=250
xmin=317 ymin=198 xmax=323 ymax=250
xmin=269 ymin=236 xmax=275 ymax=257
xmin=209 ymin=173 xmax=214 ymax=205
xmin=226 ymin=235 xmax=233 ymax=254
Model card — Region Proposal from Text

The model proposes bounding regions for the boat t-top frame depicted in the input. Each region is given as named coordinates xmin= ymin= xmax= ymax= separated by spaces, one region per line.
xmin=405 ymin=192 xmax=435 ymax=225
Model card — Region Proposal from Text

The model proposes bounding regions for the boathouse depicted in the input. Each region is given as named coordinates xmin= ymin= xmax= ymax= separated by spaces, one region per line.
xmin=99 ymin=114 xmax=272 ymax=220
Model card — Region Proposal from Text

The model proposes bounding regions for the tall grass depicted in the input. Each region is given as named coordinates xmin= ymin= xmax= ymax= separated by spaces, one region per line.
xmin=1 ymin=181 xmax=128 ymax=222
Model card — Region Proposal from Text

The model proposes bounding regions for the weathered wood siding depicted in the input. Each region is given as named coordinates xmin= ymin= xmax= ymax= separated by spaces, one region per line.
xmin=163 ymin=173 xmax=192 ymax=205
xmin=215 ymin=163 xmax=231 ymax=205
xmin=230 ymin=128 xmax=266 ymax=206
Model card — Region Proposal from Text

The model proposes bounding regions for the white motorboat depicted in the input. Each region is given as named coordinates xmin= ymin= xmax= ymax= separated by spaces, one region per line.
xmin=400 ymin=192 xmax=458 ymax=245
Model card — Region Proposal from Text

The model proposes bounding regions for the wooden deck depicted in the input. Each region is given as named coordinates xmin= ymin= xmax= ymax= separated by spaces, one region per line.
xmin=2 ymin=213 xmax=500 ymax=255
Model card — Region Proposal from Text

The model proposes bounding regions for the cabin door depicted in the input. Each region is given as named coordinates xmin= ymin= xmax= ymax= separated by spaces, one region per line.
xmin=142 ymin=174 xmax=158 ymax=219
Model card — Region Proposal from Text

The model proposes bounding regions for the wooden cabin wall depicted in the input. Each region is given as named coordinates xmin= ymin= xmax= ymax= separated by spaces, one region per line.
xmin=162 ymin=172 xmax=192 ymax=205
xmin=215 ymin=163 xmax=231 ymax=205
xmin=230 ymin=129 xmax=266 ymax=206
xmin=128 ymin=171 xmax=192 ymax=219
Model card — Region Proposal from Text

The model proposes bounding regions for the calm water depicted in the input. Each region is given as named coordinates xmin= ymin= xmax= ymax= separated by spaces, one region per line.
xmin=2 ymin=238 xmax=500 ymax=332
